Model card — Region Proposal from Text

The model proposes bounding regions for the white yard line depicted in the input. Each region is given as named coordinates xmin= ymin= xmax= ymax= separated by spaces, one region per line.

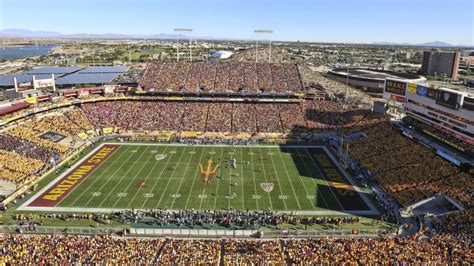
xmin=106 ymin=142 xmax=325 ymax=148
xmin=304 ymin=148 xmax=345 ymax=211
xmin=139 ymin=146 xmax=177 ymax=209
xmin=294 ymin=147 xmax=331 ymax=209
xmin=181 ymin=146 xmax=206 ymax=209
xmin=239 ymin=146 xmax=245 ymax=210
xmin=19 ymin=143 xmax=108 ymax=210
xmin=321 ymin=146 xmax=379 ymax=214
xmin=111 ymin=145 xmax=166 ymax=209
xmin=96 ymin=146 xmax=152 ymax=208
xmin=20 ymin=143 xmax=378 ymax=215
xmin=266 ymin=147 xmax=294 ymax=210
xmin=197 ymin=146 xmax=216 ymax=209
xmin=257 ymin=147 xmax=279 ymax=210
xmin=67 ymin=145 xmax=133 ymax=207
xmin=277 ymin=148 xmax=313 ymax=208
xmin=249 ymin=147 xmax=260 ymax=210
xmin=212 ymin=147 xmax=226 ymax=210
xmin=126 ymin=146 xmax=171 ymax=208
xmin=227 ymin=148 xmax=232 ymax=209
xmin=154 ymin=146 xmax=191 ymax=209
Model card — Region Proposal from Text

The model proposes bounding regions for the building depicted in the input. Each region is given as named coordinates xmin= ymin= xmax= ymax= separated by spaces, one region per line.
xmin=420 ymin=51 xmax=461 ymax=79
xmin=211 ymin=51 xmax=234 ymax=60
xmin=383 ymin=78 xmax=473 ymax=157
xmin=326 ymin=68 xmax=424 ymax=97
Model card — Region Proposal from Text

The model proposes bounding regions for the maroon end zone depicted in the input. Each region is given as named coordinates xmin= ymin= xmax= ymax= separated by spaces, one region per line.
xmin=28 ymin=144 xmax=120 ymax=207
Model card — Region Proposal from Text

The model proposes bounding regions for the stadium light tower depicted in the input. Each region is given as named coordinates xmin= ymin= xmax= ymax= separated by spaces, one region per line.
xmin=254 ymin=30 xmax=273 ymax=63
xmin=174 ymin=28 xmax=193 ymax=62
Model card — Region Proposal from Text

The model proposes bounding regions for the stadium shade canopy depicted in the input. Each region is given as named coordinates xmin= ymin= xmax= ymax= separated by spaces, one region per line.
xmin=0 ymin=66 xmax=127 ymax=87
xmin=78 ymin=66 xmax=128 ymax=74
xmin=55 ymin=73 xmax=122 ymax=85
xmin=26 ymin=67 xmax=83 ymax=75
xmin=0 ymin=74 xmax=64 ymax=86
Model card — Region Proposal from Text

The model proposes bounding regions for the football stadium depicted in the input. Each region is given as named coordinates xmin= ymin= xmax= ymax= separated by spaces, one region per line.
xmin=0 ymin=18 xmax=474 ymax=265
xmin=0 ymin=58 xmax=472 ymax=264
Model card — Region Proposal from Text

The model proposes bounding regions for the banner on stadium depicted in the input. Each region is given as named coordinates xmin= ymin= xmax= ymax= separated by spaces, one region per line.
xmin=389 ymin=94 xmax=406 ymax=103
xmin=34 ymin=78 xmax=54 ymax=89
xmin=462 ymin=97 xmax=474 ymax=111
xmin=407 ymin=83 xmax=417 ymax=94
xmin=416 ymin=85 xmax=428 ymax=96
xmin=427 ymin=88 xmax=437 ymax=99
xmin=18 ymin=81 xmax=32 ymax=89
xmin=23 ymin=96 xmax=38 ymax=104
xmin=235 ymin=133 xmax=252 ymax=139
xmin=435 ymin=90 xmax=461 ymax=110
xmin=385 ymin=79 xmax=406 ymax=96
xmin=182 ymin=131 xmax=200 ymax=137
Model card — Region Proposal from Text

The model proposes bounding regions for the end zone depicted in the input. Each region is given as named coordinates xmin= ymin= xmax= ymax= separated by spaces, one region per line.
xmin=19 ymin=143 xmax=120 ymax=210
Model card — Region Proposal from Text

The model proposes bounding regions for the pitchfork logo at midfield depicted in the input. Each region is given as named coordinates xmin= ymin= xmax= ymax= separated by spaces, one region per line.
xmin=198 ymin=158 xmax=220 ymax=184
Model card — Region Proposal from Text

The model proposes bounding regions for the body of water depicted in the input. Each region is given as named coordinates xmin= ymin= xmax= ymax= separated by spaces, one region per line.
xmin=0 ymin=45 xmax=57 ymax=61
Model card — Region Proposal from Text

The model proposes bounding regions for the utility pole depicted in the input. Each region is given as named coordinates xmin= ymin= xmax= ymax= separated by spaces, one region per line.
xmin=174 ymin=28 xmax=193 ymax=62
xmin=254 ymin=30 xmax=273 ymax=63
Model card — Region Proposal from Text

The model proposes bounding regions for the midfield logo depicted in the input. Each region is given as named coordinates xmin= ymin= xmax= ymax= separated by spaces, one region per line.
xmin=198 ymin=158 xmax=220 ymax=185
xmin=260 ymin=182 xmax=274 ymax=192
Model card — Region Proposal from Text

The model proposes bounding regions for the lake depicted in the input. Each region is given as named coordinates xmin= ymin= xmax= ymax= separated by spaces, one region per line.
xmin=0 ymin=45 xmax=57 ymax=61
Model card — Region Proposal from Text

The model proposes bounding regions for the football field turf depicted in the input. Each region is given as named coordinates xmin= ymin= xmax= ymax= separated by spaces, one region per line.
xmin=22 ymin=143 xmax=378 ymax=215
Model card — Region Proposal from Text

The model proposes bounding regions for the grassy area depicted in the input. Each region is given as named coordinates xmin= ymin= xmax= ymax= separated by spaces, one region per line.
xmin=1 ymin=142 xmax=393 ymax=233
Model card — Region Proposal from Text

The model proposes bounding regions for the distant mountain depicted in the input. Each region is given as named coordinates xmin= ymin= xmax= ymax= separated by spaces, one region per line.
xmin=418 ymin=41 xmax=453 ymax=47
xmin=0 ymin=28 xmax=202 ymax=40
xmin=0 ymin=28 xmax=62 ymax=38
xmin=371 ymin=41 xmax=411 ymax=46
xmin=62 ymin=33 xmax=136 ymax=39
xmin=371 ymin=41 xmax=458 ymax=47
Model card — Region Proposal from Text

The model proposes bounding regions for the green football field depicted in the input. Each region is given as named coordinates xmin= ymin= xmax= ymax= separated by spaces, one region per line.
xmin=23 ymin=143 xmax=377 ymax=215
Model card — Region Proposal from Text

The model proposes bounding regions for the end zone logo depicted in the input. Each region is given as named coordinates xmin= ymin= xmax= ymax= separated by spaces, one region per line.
xmin=28 ymin=144 xmax=120 ymax=207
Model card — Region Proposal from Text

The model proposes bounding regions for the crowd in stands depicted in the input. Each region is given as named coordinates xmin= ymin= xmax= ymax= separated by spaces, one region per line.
xmin=1 ymin=233 xmax=472 ymax=264
xmin=403 ymin=115 xmax=474 ymax=156
xmin=0 ymin=150 xmax=43 ymax=183
xmin=139 ymin=62 xmax=302 ymax=93
xmin=349 ymin=121 xmax=473 ymax=209
xmin=0 ymin=107 xmax=93 ymax=183
xmin=80 ymin=100 xmax=373 ymax=135
xmin=283 ymin=233 xmax=472 ymax=264
xmin=224 ymin=239 xmax=286 ymax=265
xmin=432 ymin=209 xmax=473 ymax=236
xmin=0 ymin=235 xmax=163 ymax=264
xmin=0 ymin=134 xmax=57 ymax=163
xmin=158 ymin=239 xmax=221 ymax=265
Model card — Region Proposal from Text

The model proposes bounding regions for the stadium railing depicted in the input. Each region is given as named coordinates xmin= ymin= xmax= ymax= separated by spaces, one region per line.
xmin=1 ymin=225 xmax=397 ymax=238
xmin=2 ymin=225 xmax=119 ymax=235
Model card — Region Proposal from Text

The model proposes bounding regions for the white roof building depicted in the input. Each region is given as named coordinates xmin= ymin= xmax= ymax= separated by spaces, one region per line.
xmin=211 ymin=51 xmax=233 ymax=59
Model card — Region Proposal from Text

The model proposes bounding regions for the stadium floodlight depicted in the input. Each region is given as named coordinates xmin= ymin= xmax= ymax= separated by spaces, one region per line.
xmin=254 ymin=29 xmax=273 ymax=63
xmin=174 ymin=28 xmax=193 ymax=62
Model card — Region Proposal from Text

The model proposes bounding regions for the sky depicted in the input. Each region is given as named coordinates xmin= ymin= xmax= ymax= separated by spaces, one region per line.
xmin=0 ymin=0 xmax=473 ymax=45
